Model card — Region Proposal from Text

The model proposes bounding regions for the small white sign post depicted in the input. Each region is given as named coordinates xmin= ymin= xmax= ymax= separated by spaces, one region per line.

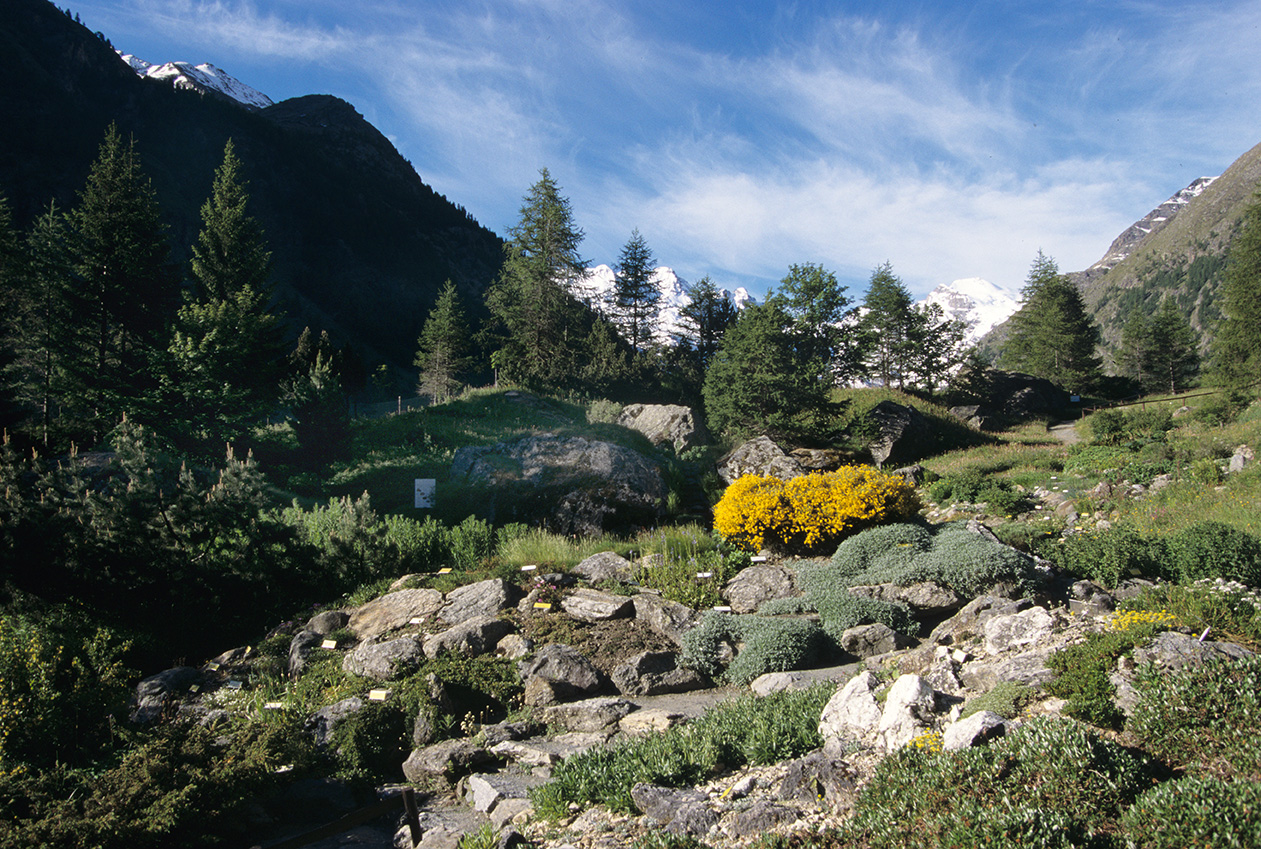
xmin=414 ymin=478 xmax=436 ymax=509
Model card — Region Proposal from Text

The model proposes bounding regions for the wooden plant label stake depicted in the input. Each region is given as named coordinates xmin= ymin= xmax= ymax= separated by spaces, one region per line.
xmin=437 ymin=568 xmax=452 ymax=574
xmin=521 ymin=564 xmax=537 ymax=571
xmin=227 ymin=680 xmax=244 ymax=690
xmin=712 ymin=605 xmax=732 ymax=613
xmin=750 ymin=555 xmax=768 ymax=563
xmin=205 ymin=662 xmax=220 ymax=671
xmin=696 ymin=571 xmax=713 ymax=579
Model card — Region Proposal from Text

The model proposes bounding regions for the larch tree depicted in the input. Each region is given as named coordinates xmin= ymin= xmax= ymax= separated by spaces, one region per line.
xmin=856 ymin=262 xmax=918 ymax=389
xmin=676 ymin=276 xmax=737 ymax=369
xmin=999 ymin=251 xmax=1102 ymax=392
xmin=414 ymin=280 xmax=472 ymax=404
xmin=612 ymin=228 xmax=659 ymax=351
xmin=1119 ymin=299 xmax=1199 ymax=394
xmin=1213 ymin=191 xmax=1261 ymax=390
xmin=484 ymin=168 xmax=589 ymax=390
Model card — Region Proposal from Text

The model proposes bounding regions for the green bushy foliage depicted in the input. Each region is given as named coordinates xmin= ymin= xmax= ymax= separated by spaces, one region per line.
xmin=586 ymin=399 xmax=623 ymax=424
xmin=636 ymin=530 xmax=748 ymax=609
xmin=1048 ymin=525 xmax=1173 ymax=587
xmin=1086 ymin=408 xmax=1127 ymax=445
xmin=925 ymin=470 xmax=1031 ymax=514
xmin=835 ymin=718 xmax=1153 ymax=848
xmin=1188 ymin=456 xmax=1224 ymax=485
xmin=1121 ymin=777 xmax=1261 ymax=849
xmin=1085 ymin=407 xmax=1173 ymax=447
xmin=1167 ymin=521 xmax=1261 ymax=586
xmin=680 ymin=612 xmax=824 ymax=684
xmin=829 ymin=522 xmax=934 ymax=579
xmin=960 ymin=681 xmax=1034 ymax=720
xmin=1130 ymin=655 xmax=1261 ymax=781
xmin=532 ymin=685 xmax=831 ymax=815
xmin=795 ymin=561 xmax=918 ymax=645
xmin=1046 ymin=615 xmax=1174 ymax=728
xmin=1121 ymin=581 xmax=1261 ymax=650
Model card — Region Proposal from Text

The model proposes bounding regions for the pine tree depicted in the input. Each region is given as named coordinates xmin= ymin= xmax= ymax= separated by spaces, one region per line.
xmin=67 ymin=124 xmax=177 ymax=437
xmin=414 ymin=280 xmax=472 ymax=404
xmin=167 ymin=141 xmax=284 ymax=449
xmin=856 ymin=262 xmax=917 ymax=388
xmin=999 ymin=252 xmax=1102 ymax=392
xmin=483 ymin=168 xmax=589 ymax=390
xmin=1213 ymin=191 xmax=1261 ymax=390
xmin=773 ymin=263 xmax=856 ymax=384
xmin=612 ymin=229 xmax=659 ymax=351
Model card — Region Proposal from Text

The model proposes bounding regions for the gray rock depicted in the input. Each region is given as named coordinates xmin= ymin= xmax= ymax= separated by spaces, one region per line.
xmin=723 ymin=801 xmax=800 ymax=839
xmin=1068 ymin=580 xmax=1116 ymax=616
xmin=304 ymin=696 xmax=365 ymax=747
xmin=496 ymin=634 xmax=533 ymax=659
xmin=519 ymin=644 xmax=601 ymax=705
xmin=450 ymin=434 xmax=667 ymax=536
xmin=632 ymin=593 xmax=699 ymax=646
xmin=342 ymin=635 xmax=424 ymax=680
xmin=401 ymin=739 xmax=495 ymax=781
xmin=668 ymin=803 xmax=718 ymax=838
xmin=840 ymin=623 xmax=906 ymax=658
xmin=423 ymin=616 xmax=516 ymax=659
xmin=306 ymin=609 xmax=349 ymax=635
xmin=572 ymin=551 xmax=636 ymax=583
xmin=611 ymin=651 xmax=708 ymax=696
xmin=959 ymin=649 xmax=1056 ymax=691
xmin=464 ymin=773 xmax=545 ymax=814
xmin=717 ymin=436 xmax=804 ymax=484
xmin=818 ymin=671 xmax=883 ymax=744
xmin=131 ymin=666 xmax=202 ymax=723
xmin=288 ymin=629 xmax=324 ymax=678
xmin=750 ymin=670 xmax=812 ymax=696
xmin=617 ymin=403 xmax=708 ymax=454
xmin=942 ymin=710 xmax=1007 ymax=750
xmin=983 ymin=606 xmax=1055 ymax=654
xmin=477 ymin=720 xmax=541 ymax=747
xmin=849 ymin=581 xmax=962 ymax=612
xmin=866 ymin=401 xmax=931 ymax=468
xmin=1132 ymin=630 xmax=1254 ymax=671
xmin=412 ymin=674 xmax=454 ymax=746
xmin=542 ymin=697 xmax=636 ymax=732
xmin=560 ymin=588 xmax=634 ymax=622
xmin=878 ymin=674 xmax=937 ymax=751
xmin=722 ymin=564 xmax=797 ymax=613
xmin=620 ymin=709 xmax=686 ymax=735
xmin=1230 ymin=445 xmax=1254 ymax=474
xmin=348 ymin=588 xmax=443 ymax=640
xmin=440 ymin=579 xmax=519 ymax=625
xmin=632 ymin=783 xmax=706 ymax=824
xmin=777 ymin=750 xmax=857 ymax=808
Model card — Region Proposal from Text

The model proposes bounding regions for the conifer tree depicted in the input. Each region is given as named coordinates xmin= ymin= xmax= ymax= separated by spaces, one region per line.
xmin=1213 ymin=191 xmax=1261 ymax=390
xmin=773 ymin=263 xmax=857 ymax=384
xmin=189 ymin=139 xmax=272 ymax=302
xmin=484 ymin=168 xmax=589 ymax=390
xmin=676 ymin=276 xmax=738 ymax=370
xmin=856 ymin=262 xmax=917 ymax=388
xmin=999 ymin=252 xmax=1102 ymax=392
xmin=67 ymin=124 xmax=177 ymax=437
xmin=612 ymin=229 xmax=659 ymax=351
xmin=1119 ymin=299 xmax=1199 ymax=394
xmin=414 ymin=280 xmax=472 ymax=404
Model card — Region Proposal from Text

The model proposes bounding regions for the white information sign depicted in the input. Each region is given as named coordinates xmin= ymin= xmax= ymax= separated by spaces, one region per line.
xmin=414 ymin=478 xmax=436 ymax=509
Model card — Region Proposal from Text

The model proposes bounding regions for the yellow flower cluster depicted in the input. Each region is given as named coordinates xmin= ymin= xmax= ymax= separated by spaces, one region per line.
xmin=1108 ymin=609 xmax=1178 ymax=632
xmin=906 ymin=729 xmax=943 ymax=753
xmin=713 ymin=467 xmax=920 ymax=552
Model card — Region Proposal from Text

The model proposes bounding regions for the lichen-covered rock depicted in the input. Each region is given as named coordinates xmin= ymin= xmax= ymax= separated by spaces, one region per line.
xmin=723 ymin=564 xmax=797 ymax=613
xmin=617 ymin=403 xmax=708 ymax=454
xmin=866 ymin=401 xmax=931 ymax=468
xmin=423 ymin=616 xmax=516 ymax=659
xmin=402 ymin=738 xmax=495 ymax=780
xmin=840 ymin=623 xmax=906 ymax=658
xmin=541 ymin=697 xmax=635 ymax=733
xmin=439 ymin=578 xmax=519 ymax=625
xmin=573 ymin=551 xmax=636 ymax=583
xmin=305 ymin=696 xmax=364 ymax=747
xmin=818 ymin=671 xmax=883 ymax=745
xmin=983 ymin=606 xmax=1055 ymax=654
xmin=561 ymin=588 xmax=634 ymax=622
xmin=942 ymin=710 xmax=1007 ymax=750
xmin=717 ymin=436 xmax=804 ymax=484
xmin=878 ymin=674 xmax=937 ymax=751
xmin=519 ymin=644 xmax=601 ymax=705
xmin=611 ymin=651 xmax=708 ymax=696
xmin=632 ymin=593 xmax=699 ymax=646
xmin=342 ymin=635 xmax=424 ymax=680
xmin=347 ymin=588 xmax=443 ymax=640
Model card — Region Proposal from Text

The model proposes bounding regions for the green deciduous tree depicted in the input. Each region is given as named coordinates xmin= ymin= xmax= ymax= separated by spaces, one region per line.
xmin=612 ymin=228 xmax=659 ymax=351
xmin=414 ymin=280 xmax=473 ymax=403
xmin=1213 ymin=191 xmax=1261 ymax=390
xmin=67 ymin=124 xmax=178 ymax=438
xmin=484 ymin=168 xmax=590 ymax=390
xmin=1118 ymin=299 xmax=1199 ymax=394
xmin=999 ymin=252 xmax=1102 ymax=392
xmin=702 ymin=300 xmax=839 ymax=443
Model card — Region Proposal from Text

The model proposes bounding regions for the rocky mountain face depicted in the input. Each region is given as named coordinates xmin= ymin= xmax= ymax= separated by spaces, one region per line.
xmin=917 ymin=277 xmax=1020 ymax=346
xmin=0 ymin=0 xmax=503 ymax=369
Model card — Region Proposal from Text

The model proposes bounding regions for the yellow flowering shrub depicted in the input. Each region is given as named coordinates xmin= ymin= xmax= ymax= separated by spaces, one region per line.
xmin=713 ymin=467 xmax=920 ymax=552
xmin=1109 ymin=609 xmax=1178 ymax=632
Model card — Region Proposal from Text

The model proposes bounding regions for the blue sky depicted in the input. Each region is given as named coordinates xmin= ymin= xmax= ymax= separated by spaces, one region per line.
xmin=71 ymin=0 xmax=1261 ymax=301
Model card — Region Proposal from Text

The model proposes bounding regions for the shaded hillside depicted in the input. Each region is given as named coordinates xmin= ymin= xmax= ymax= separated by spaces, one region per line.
xmin=0 ymin=0 xmax=503 ymax=369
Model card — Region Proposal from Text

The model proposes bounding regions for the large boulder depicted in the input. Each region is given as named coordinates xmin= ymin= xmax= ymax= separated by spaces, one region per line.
xmin=439 ymin=578 xmax=519 ymax=625
xmin=865 ymin=401 xmax=931 ymax=468
xmin=348 ymin=589 xmax=443 ymax=640
xmin=450 ymin=435 xmax=667 ymax=535
xmin=561 ymin=588 xmax=634 ymax=622
xmin=342 ymin=635 xmax=425 ymax=680
xmin=632 ymin=593 xmax=700 ymax=646
xmin=617 ymin=404 xmax=708 ymax=454
xmin=131 ymin=666 xmax=202 ymax=723
xmin=818 ymin=671 xmax=883 ymax=746
xmin=611 ymin=651 xmax=708 ymax=696
xmin=573 ymin=551 xmax=636 ymax=583
xmin=722 ymin=564 xmax=797 ymax=613
xmin=951 ymin=370 xmax=1068 ymax=428
xmin=717 ymin=437 xmax=805 ymax=484
xmin=877 ymin=674 xmax=937 ymax=751
xmin=423 ymin=616 xmax=516 ymax=659
xmin=519 ymin=644 xmax=602 ymax=705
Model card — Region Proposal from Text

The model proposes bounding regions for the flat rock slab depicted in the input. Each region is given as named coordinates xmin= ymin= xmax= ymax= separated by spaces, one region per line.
xmin=342 ymin=635 xmax=424 ymax=680
xmin=402 ymin=739 xmax=496 ymax=781
xmin=349 ymin=589 xmax=443 ymax=640
xmin=619 ymin=708 xmax=686 ymax=735
xmin=561 ymin=588 xmax=634 ymax=622
xmin=542 ymin=697 xmax=636 ymax=732
xmin=464 ymin=773 xmax=546 ymax=814
xmin=440 ymin=579 xmax=519 ymax=625
xmin=423 ymin=616 xmax=516 ymax=659
xmin=573 ymin=551 xmax=636 ymax=583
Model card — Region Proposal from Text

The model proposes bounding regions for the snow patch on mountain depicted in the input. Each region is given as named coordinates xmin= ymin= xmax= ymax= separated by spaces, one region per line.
xmin=118 ymin=52 xmax=273 ymax=110
xmin=917 ymin=277 xmax=1020 ymax=345
xmin=573 ymin=265 xmax=752 ymax=345
xmin=1088 ymin=175 xmax=1218 ymax=272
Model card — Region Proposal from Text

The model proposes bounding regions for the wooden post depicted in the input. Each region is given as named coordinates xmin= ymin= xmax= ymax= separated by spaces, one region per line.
xmin=402 ymin=788 xmax=421 ymax=846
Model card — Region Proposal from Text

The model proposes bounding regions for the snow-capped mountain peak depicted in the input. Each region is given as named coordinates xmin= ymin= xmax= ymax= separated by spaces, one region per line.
xmin=1088 ymin=175 xmax=1219 ymax=273
xmin=118 ymin=52 xmax=273 ymax=110
xmin=572 ymin=265 xmax=752 ymax=345
xmin=917 ymin=277 xmax=1020 ymax=345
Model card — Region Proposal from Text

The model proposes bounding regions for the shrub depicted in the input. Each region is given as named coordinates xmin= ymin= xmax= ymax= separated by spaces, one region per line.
xmin=1188 ymin=456 xmax=1224 ymax=485
xmin=925 ymin=470 xmax=1029 ymax=514
xmin=586 ymin=399 xmax=623 ymax=425
xmin=1121 ymin=777 xmax=1261 ymax=849
xmin=1120 ymin=580 xmax=1261 ymax=651
xmin=680 ymin=612 xmax=825 ymax=684
xmin=1086 ymin=409 xmax=1126 ymax=445
xmin=829 ymin=522 xmax=934 ymax=578
xmin=960 ymin=681 xmax=1034 ymax=720
xmin=1167 ymin=521 xmax=1261 ymax=586
xmin=1129 ymin=654 xmax=1261 ymax=781
xmin=1048 ymin=525 xmax=1173 ymax=587
xmin=713 ymin=468 xmax=919 ymax=553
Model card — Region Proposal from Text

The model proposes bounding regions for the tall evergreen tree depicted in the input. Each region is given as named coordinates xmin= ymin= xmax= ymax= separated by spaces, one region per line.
xmin=999 ymin=252 xmax=1102 ymax=392
xmin=676 ymin=276 xmax=737 ymax=368
xmin=907 ymin=301 xmax=970 ymax=396
xmin=856 ymin=262 xmax=918 ymax=388
xmin=1119 ymin=300 xmax=1199 ymax=394
xmin=167 ymin=141 xmax=284 ymax=449
xmin=612 ymin=229 xmax=659 ymax=351
xmin=1213 ymin=191 xmax=1261 ymax=390
xmin=483 ymin=168 xmax=589 ymax=390
xmin=772 ymin=263 xmax=856 ymax=384
xmin=67 ymin=124 xmax=177 ymax=437
xmin=414 ymin=280 xmax=472 ymax=404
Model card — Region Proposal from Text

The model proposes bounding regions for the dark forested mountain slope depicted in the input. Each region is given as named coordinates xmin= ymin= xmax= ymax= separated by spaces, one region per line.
xmin=0 ymin=0 xmax=503 ymax=368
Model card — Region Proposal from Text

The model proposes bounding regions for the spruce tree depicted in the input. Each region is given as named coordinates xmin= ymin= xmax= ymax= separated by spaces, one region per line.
xmin=676 ymin=276 xmax=737 ymax=369
xmin=483 ymin=168 xmax=589 ymax=390
xmin=999 ymin=251 xmax=1102 ymax=392
xmin=414 ymin=280 xmax=472 ymax=404
xmin=1213 ymin=191 xmax=1261 ymax=390
xmin=773 ymin=263 xmax=856 ymax=384
xmin=856 ymin=262 xmax=917 ymax=388
xmin=167 ymin=141 xmax=284 ymax=449
xmin=1120 ymin=300 xmax=1199 ymax=394
xmin=907 ymin=301 xmax=970 ymax=396
xmin=67 ymin=124 xmax=177 ymax=437
xmin=612 ymin=228 xmax=659 ymax=351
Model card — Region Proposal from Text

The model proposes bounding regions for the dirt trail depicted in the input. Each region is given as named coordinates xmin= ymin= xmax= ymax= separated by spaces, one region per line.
xmin=1048 ymin=420 xmax=1082 ymax=445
